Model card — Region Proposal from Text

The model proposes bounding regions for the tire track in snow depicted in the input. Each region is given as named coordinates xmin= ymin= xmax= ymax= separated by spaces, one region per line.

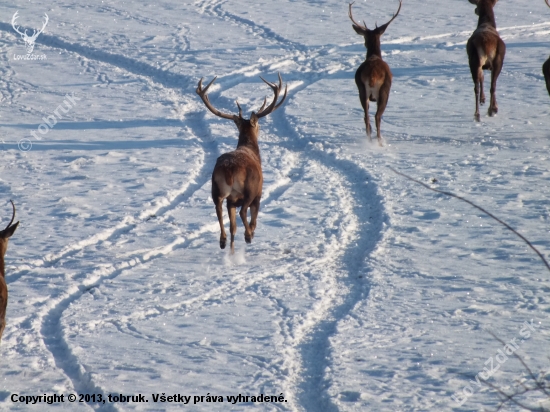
xmin=9 ymin=30 xmax=223 ymax=399
xmin=263 ymin=79 xmax=386 ymax=411
xmin=38 ymin=132 xmax=218 ymax=410
xmin=2 ymin=9 xmax=386 ymax=409
xmin=78 ymin=149 xmax=305 ymax=327
xmin=194 ymin=0 xmax=306 ymax=52
xmin=0 ymin=23 xmax=195 ymax=93
xmin=38 ymin=144 xmax=307 ymax=406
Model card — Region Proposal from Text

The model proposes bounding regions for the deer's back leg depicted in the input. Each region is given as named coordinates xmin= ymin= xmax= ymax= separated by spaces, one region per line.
xmin=212 ymin=181 xmax=227 ymax=249
xmin=226 ymin=200 xmax=238 ymax=253
xmin=467 ymin=39 xmax=482 ymax=121
xmin=248 ymin=196 xmax=261 ymax=240
xmin=374 ymin=75 xmax=392 ymax=145
xmin=239 ymin=196 xmax=255 ymax=244
xmin=488 ymin=40 xmax=505 ymax=116
xmin=355 ymin=68 xmax=371 ymax=139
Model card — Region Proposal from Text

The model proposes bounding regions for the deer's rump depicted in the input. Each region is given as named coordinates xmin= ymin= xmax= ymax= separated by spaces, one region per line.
xmin=212 ymin=148 xmax=262 ymax=204
xmin=468 ymin=24 xmax=502 ymax=70
xmin=355 ymin=57 xmax=392 ymax=102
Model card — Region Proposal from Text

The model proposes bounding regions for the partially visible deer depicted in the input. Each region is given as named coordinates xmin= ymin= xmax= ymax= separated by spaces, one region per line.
xmin=466 ymin=0 xmax=506 ymax=121
xmin=0 ymin=201 xmax=19 ymax=343
xmin=196 ymin=74 xmax=287 ymax=253
xmin=544 ymin=0 xmax=550 ymax=96
xmin=11 ymin=11 xmax=49 ymax=54
xmin=349 ymin=0 xmax=401 ymax=146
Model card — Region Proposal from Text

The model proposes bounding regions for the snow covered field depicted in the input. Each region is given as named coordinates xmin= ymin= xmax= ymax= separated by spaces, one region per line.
xmin=0 ymin=0 xmax=549 ymax=410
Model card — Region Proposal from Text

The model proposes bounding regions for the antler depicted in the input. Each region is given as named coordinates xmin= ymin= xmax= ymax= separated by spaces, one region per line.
xmin=196 ymin=77 xmax=237 ymax=120
xmin=378 ymin=0 xmax=402 ymax=30
xmin=348 ymin=2 xmax=368 ymax=30
xmin=11 ymin=12 xmax=48 ymax=40
xmin=4 ymin=201 xmax=15 ymax=231
xmin=350 ymin=1 xmax=402 ymax=31
xmin=255 ymin=73 xmax=287 ymax=119
xmin=11 ymin=11 xmax=26 ymax=37
xmin=31 ymin=13 xmax=49 ymax=40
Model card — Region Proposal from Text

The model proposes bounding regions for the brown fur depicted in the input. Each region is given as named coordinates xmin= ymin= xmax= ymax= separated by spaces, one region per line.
xmin=196 ymin=75 xmax=286 ymax=253
xmin=349 ymin=1 xmax=401 ymax=145
xmin=544 ymin=57 xmax=550 ymax=97
xmin=0 ymin=201 xmax=19 ymax=343
xmin=545 ymin=0 xmax=550 ymax=96
xmin=466 ymin=0 xmax=506 ymax=121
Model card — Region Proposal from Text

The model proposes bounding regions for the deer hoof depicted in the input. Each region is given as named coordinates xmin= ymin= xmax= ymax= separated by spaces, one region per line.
xmin=244 ymin=234 xmax=252 ymax=244
xmin=220 ymin=237 xmax=227 ymax=249
xmin=480 ymin=96 xmax=486 ymax=105
xmin=474 ymin=113 xmax=481 ymax=122
xmin=488 ymin=107 xmax=498 ymax=116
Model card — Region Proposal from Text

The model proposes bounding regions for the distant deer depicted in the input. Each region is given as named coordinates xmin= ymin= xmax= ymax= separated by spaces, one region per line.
xmin=466 ymin=0 xmax=506 ymax=121
xmin=196 ymin=74 xmax=287 ymax=253
xmin=544 ymin=0 xmax=550 ymax=96
xmin=0 ymin=201 xmax=19 ymax=343
xmin=349 ymin=0 xmax=401 ymax=146
xmin=11 ymin=11 xmax=49 ymax=54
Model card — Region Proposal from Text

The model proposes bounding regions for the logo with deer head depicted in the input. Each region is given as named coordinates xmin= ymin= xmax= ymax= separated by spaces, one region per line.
xmin=11 ymin=11 xmax=48 ymax=54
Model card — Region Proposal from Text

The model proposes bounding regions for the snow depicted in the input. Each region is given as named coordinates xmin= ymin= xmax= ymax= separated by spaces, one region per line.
xmin=0 ymin=0 xmax=549 ymax=411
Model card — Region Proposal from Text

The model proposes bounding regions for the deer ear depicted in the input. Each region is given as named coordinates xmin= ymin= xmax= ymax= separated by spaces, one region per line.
xmin=352 ymin=25 xmax=367 ymax=36
xmin=250 ymin=112 xmax=259 ymax=127
xmin=468 ymin=0 xmax=479 ymax=4
xmin=0 ymin=222 xmax=19 ymax=239
xmin=376 ymin=24 xmax=389 ymax=36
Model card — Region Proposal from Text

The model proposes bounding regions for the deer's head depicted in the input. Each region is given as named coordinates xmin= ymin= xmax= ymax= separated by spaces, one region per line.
xmin=196 ymin=73 xmax=287 ymax=148
xmin=468 ymin=0 xmax=498 ymax=22
xmin=11 ymin=11 xmax=49 ymax=54
xmin=349 ymin=1 xmax=401 ymax=57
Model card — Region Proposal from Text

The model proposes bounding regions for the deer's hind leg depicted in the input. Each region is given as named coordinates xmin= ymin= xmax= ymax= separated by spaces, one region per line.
xmin=488 ymin=40 xmax=505 ymax=117
xmin=467 ymin=40 xmax=482 ymax=121
xmin=239 ymin=196 xmax=255 ymax=245
xmin=248 ymin=196 xmax=260 ymax=240
xmin=227 ymin=200 xmax=238 ymax=254
xmin=374 ymin=76 xmax=392 ymax=145
xmin=212 ymin=185 xmax=227 ymax=249
xmin=356 ymin=72 xmax=371 ymax=139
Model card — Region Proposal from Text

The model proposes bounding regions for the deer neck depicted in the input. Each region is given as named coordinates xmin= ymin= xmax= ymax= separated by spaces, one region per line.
xmin=477 ymin=5 xmax=497 ymax=28
xmin=366 ymin=41 xmax=383 ymax=59
xmin=237 ymin=133 xmax=261 ymax=162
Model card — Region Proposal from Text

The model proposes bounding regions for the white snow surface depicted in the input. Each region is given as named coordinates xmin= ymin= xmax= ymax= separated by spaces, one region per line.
xmin=0 ymin=0 xmax=549 ymax=411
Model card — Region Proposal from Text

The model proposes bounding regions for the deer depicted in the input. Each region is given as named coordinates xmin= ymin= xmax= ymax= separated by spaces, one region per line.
xmin=466 ymin=0 xmax=506 ymax=121
xmin=0 ymin=201 xmax=19 ymax=343
xmin=11 ymin=11 xmax=49 ymax=54
xmin=544 ymin=0 xmax=550 ymax=96
xmin=196 ymin=73 xmax=287 ymax=253
xmin=349 ymin=0 xmax=401 ymax=146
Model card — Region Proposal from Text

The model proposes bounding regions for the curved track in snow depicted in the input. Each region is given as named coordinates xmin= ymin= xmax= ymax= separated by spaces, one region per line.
xmin=0 ymin=4 xmax=386 ymax=409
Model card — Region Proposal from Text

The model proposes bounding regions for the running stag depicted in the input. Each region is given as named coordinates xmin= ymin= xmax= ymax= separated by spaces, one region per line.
xmin=544 ymin=0 xmax=550 ymax=96
xmin=466 ymin=0 xmax=506 ymax=121
xmin=196 ymin=74 xmax=287 ymax=253
xmin=349 ymin=0 xmax=401 ymax=145
xmin=0 ymin=201 xmax=19 ymax=343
